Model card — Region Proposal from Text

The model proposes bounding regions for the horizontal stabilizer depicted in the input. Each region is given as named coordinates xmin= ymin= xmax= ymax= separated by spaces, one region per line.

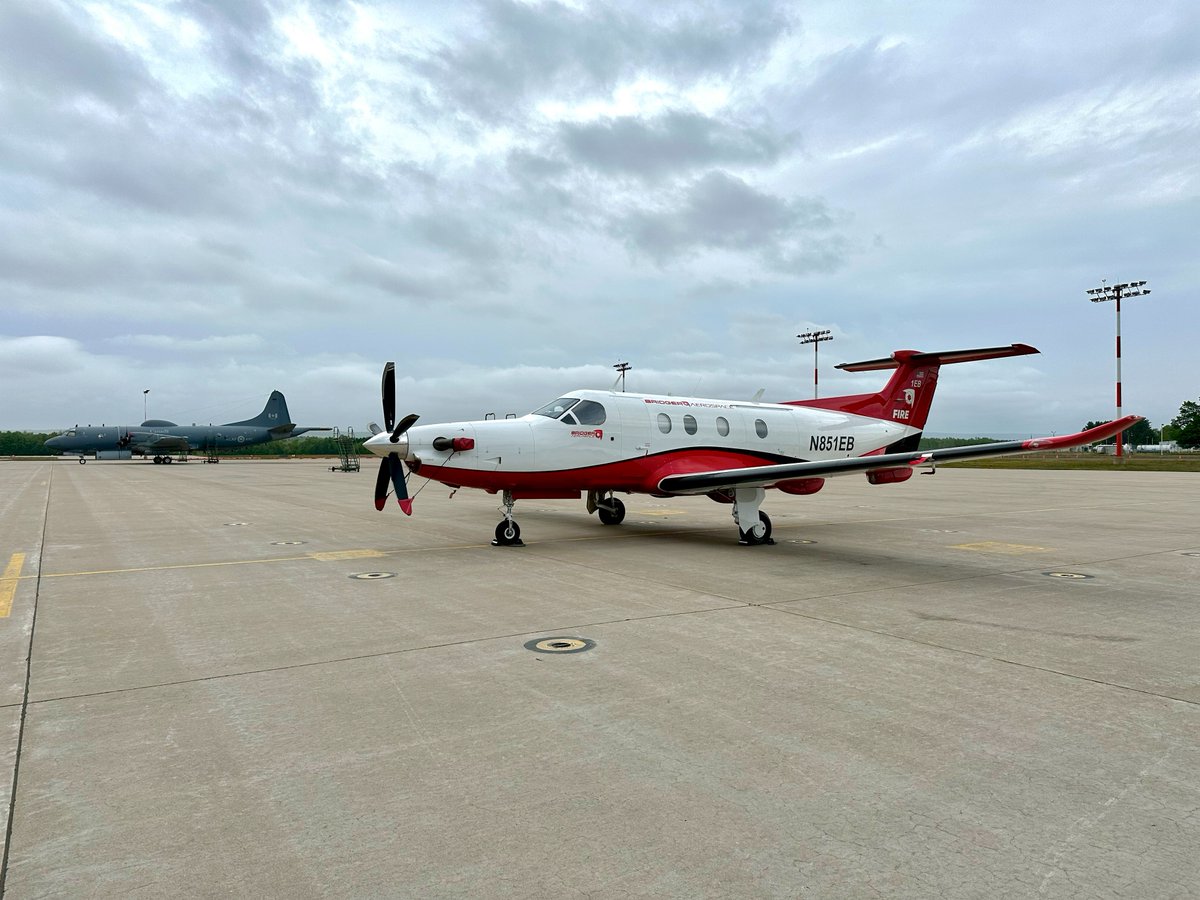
xmin=836 ymin=343 xmax=1038 ymax=373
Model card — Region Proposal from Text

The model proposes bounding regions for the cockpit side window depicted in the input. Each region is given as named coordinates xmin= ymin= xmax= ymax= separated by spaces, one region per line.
xmin=572 ymin=400 xmax=607 ymax=426
xmin=532 ymin=397 xmax=580 ymax=419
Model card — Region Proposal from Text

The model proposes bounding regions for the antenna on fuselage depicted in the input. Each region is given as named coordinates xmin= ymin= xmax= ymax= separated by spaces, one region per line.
xmin=612 ymin=361 xmax=631 ymax=392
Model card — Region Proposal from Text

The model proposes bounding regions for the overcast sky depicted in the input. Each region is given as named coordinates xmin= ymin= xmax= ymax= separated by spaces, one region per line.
xmin=2 ymin=0 xmax=1197 ymax=437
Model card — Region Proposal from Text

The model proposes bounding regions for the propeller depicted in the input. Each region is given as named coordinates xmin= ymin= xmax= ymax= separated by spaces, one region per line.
xmin=374 ymin=361 xmax=419 ymax=515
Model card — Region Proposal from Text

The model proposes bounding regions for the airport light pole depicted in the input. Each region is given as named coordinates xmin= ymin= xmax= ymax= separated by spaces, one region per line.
xmin=796 ymin=330 xmax=833 ymax=399
xmin=613 ymin=362 xmax=631 ymax=392
xmin=1086 ymin=279 xmax=1149 ymax=458
xmin=143 ymin=389 xmax=149 ymax=422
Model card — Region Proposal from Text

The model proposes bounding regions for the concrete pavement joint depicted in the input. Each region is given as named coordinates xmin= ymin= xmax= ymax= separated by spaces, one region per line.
xmin=8 ymin=603 xmax=747 ymax=709
xmin=1 ymin=465 xmax=52 ymax=898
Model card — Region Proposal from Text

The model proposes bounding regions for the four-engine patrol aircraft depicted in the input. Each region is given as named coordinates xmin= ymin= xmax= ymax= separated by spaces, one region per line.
xmin=364 ymin=344 xmax=1139 ymax=546
xmin=45 ymin=391 xmax=331 ymax=464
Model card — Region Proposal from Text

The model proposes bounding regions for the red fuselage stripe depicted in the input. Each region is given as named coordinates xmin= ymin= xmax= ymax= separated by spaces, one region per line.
xmin=414 ymin=447 xmax=803 ymax=494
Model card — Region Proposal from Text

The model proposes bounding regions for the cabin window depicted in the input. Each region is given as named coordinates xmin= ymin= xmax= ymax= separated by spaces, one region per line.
xmin=715 ymin=417 xmax=729 ymax=437
xmin=532 ymin=397 xmax=579 ymax=419
xmin=657 ymin=413 xmax=672 ymax=434
xmin=683 ymin=414 xmax=697 ymax=435
xmin=573 ymin=400 xmax=607 ymax=425
xmin=755 ymin=418 xmax=768 ymax=438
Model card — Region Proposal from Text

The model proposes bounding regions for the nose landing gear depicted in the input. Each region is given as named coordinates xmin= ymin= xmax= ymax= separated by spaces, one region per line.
xmin=492 ymin=491 xmax=524 ymax=547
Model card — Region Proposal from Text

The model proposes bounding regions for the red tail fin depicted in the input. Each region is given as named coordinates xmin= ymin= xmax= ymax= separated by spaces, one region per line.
xmin=786 ymin=344 xmax=1038 ymax=434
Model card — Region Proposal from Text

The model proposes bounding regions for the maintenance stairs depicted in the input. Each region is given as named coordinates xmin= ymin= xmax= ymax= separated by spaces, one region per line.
xmin=331 ymin=427 xmax=361 ymax=473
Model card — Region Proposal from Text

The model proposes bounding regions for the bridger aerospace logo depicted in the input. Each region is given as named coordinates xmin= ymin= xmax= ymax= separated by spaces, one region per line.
xmin=571 ymin=429 xmax=603 ymax=439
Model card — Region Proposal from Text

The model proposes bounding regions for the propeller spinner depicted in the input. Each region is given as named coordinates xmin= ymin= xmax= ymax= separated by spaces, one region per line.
xmin=374 ymin=361 xmax=418 ymax=515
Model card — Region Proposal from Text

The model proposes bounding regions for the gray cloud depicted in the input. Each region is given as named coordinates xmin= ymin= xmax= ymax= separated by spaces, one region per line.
xmin=0 ymin=0 xmax=149 ymax=105
xmin=620 ymin=170 xmax=848 ymax=273
xmin=424 ymin=0 xmax=793 ymax=118
xmin=560 ymin=110 xmax=792 ymax=181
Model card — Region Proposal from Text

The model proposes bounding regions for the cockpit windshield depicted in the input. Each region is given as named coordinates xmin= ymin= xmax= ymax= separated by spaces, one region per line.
xmin=532 ymin=397 xmax=579 ymax=419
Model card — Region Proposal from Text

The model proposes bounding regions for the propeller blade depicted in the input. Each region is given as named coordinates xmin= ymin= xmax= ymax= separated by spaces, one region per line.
xmin=382 ymin=361 xmax=396 ymax=433
xmin=390 ymin=413 xmax=419 ymax=443
xmin=374 ymin=455 xmax=414 ymax=514
xmin=389 ymin=453 xmax=413 ymax=515
xmin=374 ymin=458 xmax=391 ymax=511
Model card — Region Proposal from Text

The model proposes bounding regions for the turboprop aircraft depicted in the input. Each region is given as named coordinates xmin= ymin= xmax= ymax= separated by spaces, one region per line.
xmin=363 ymin=344 xmax=1140 ymax=546
xmin=45 ymin=391 xmax=331 ymax=463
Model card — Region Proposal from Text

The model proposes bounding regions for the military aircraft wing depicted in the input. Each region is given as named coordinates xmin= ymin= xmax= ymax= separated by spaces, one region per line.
xmin=656 ymin=416 xmax=1142 ymax=495
xmin=126 ymin=431 xmax=191 ymax=453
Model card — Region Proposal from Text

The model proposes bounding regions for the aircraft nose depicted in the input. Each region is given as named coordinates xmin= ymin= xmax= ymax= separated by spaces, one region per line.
xmin=45 ymin=436 xmax=63 ymax=448
xmin=364 ymin=431 xmax=409 ymax=459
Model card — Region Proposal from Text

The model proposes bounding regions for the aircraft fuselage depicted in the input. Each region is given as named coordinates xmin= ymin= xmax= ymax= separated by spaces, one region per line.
xmin=366 ymin=389 xmax=918 ymax=497
xmin=45 ymin=424 xmax=294 ymax=459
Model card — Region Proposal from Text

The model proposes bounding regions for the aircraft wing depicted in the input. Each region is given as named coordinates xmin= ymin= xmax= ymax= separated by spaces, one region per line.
xmin=268 ymin=424 xmax=334 ymax=437
xmin=127 ymin=431 xmax=191 ymax=453
xmin=657 ymin=416 xmax=1142 ymax=495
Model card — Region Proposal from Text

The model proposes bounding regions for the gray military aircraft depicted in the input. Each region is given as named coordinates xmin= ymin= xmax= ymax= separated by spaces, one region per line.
xmin=45 ymin=391 xmax=331 ymax=463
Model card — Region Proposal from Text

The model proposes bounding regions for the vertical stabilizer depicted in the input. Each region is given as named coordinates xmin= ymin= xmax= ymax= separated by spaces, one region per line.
xmin=786 ymin=344 xmax=1038 ymax=447
xmin=226 ymin=390 xmax=293 ymax=428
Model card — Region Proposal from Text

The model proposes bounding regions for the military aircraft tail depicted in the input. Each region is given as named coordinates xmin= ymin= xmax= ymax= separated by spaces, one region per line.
xmin=226 ymin=391 xmax=292 ymax=430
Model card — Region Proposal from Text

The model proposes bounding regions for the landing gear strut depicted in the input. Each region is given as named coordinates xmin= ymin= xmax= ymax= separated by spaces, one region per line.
xmin=733 ymin=487 xmax=774 ymax=546
xmin=492 ymin=490 xmax=524 ymax=547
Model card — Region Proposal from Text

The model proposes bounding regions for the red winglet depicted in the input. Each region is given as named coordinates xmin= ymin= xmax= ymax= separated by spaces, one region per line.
xmin=1021 ymin=415 xmax=1143 ymax=451
xmin=398 ymin=498 xmax=413 ymax=516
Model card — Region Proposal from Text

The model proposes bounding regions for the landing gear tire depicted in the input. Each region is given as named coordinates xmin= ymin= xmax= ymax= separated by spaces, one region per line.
xmin=739 ymin=511 xmax=774 ymax=546
xmin=153 ymin=456 xmax=162 ymax=464
xmin=493 ymin=520 xmax=523 ymax=547
xmin=597 ymin=497 xmax=626 ymax=526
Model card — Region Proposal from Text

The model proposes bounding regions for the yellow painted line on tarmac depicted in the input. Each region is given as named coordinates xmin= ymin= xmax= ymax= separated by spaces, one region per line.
xmin=1 ymin=553 xmax=26 ymax=617
xmin=951 ymin=541 xmax=1052 ymax=555
xmin=307 ymin=549 xmax=387 ymax=561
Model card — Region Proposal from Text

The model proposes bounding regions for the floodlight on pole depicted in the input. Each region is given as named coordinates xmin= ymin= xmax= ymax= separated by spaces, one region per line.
xmin=796 ymin=330 xmax=833 ymax=398
xmin=1085 ymin=279 xmax=1149 ymax=458
xmin=613 ymin=361 xmax=631 ymax=392
xmin=143 ymin=389 xmax=150 ymax=422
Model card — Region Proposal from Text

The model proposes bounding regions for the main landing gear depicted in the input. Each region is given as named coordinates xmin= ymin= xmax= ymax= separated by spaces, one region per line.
xmin=589 ymin=490 xmax=626 ymax=526
xmin=733 ymin=487 xmax=774 ymax=546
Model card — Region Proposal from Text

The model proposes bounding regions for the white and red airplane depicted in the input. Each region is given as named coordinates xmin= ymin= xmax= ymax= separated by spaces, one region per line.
xmin=364 ymin=344 xmax=1139 ymax=546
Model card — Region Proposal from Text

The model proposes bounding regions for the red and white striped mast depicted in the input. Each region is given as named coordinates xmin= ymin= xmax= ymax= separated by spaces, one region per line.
xmin=1086 ymin=279 xmax=1150 ymax=458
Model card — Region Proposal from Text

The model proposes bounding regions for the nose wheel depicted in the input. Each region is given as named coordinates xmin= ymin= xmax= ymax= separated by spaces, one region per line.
xmin=494 ymin=520 xmax=522 ymax=546
xmin=492 ymin=491 xmax=525 ymax=547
